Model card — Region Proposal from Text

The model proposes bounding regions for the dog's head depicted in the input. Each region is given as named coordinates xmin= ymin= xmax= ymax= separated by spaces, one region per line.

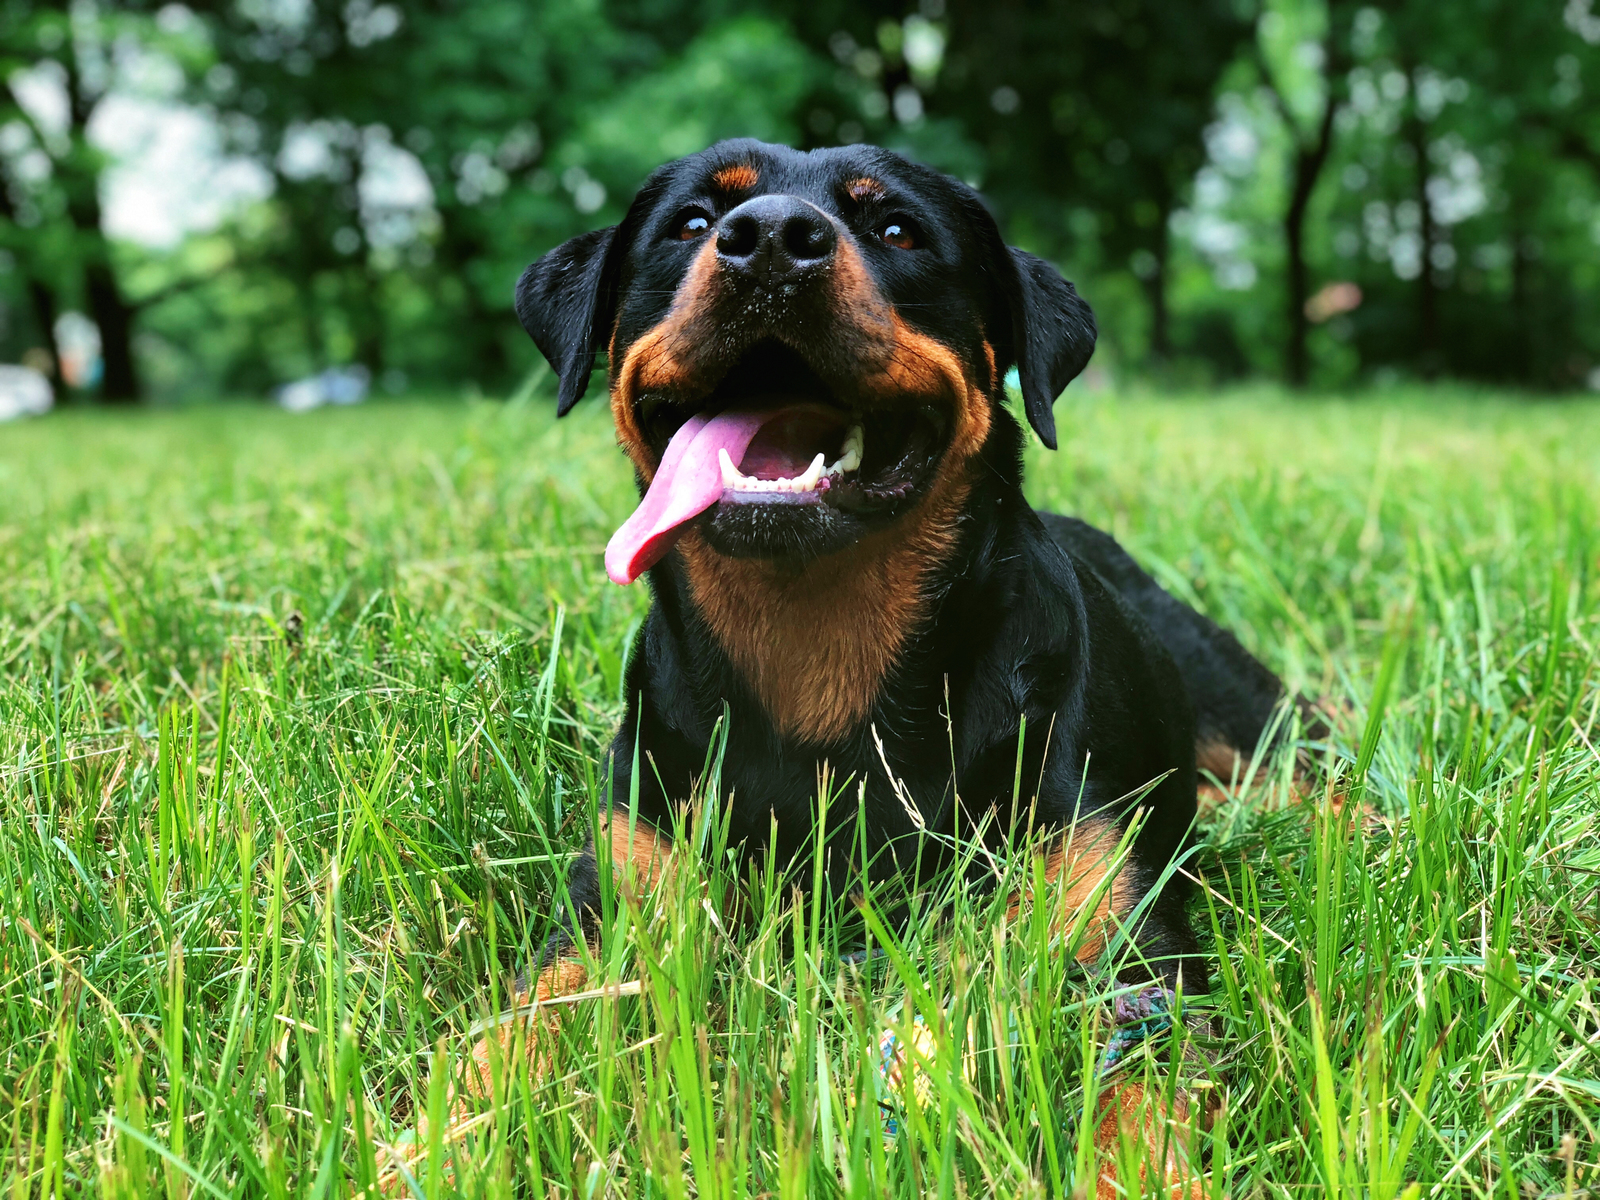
xmin=516 ymin=139 xmax=1095 ymax=582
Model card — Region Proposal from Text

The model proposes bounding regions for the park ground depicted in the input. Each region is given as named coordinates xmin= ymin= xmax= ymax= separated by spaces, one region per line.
xmin=1 ymin=383 xmax=1597 ymax=1196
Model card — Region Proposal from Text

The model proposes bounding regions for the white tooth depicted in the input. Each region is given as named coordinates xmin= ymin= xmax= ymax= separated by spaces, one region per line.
xmin=836 ymin=423 xmax=864 ymax=474
xmin=719 ymin=448 xmax=741 ymax=489
xmin=794 ymin=453 xmax=825 ymax=491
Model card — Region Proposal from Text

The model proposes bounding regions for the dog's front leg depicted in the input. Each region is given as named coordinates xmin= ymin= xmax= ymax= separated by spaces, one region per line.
xmin=1092 ymin=1079 xmax=1208 ymax=1200
xmin=461 ymin=810 xmax=675 ymax=1097
xmin=1005 ymin=824 xmax=1210 ymax=1199
xmin=381 ymin=812 xmax=674 ymax=1188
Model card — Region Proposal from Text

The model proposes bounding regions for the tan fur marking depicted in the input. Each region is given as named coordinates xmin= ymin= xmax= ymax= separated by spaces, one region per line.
xmin=1195 ymin=784 xmax=1228 ymax=820
xmin=1093 ymin=1081 xmax=1205 ymax=1199
xmin=606 ymin=811 xmax=674 ymax=893
xmin=846 ymin=176 xmax=886 ymax=203
xmin=1195 ymin=738 xmax=1241 ymax=783
xmin=1193 ymin=729 xmax=1370 ymax=825
xmin=608 ymin=233 xmax=991 ymax=743
xmin=460 ymin=955 xmax=587 ymax=1102
xmin=1194 ymin=739 xmax=1242 ymax=820
xmin=610 ymin=239 xmax=724 ymax=480
xmin=1006 ymin=818 xmax=1133 ymax=962
xmin=454 ymin=817 xmax=671 ymax=1107
xmin=712 ymin=162 xmax=759 ymax=193
xmin=677 ymin=321 xmax=989 ymax=743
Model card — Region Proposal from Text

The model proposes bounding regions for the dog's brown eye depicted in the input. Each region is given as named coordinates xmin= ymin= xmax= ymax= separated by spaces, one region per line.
xmin=677 ymin=212 xmax=711 ymax=240
xmin=880 ymin=220 xmax=917 ymax=250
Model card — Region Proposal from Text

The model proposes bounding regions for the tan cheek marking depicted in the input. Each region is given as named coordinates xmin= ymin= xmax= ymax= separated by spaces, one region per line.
xmin=827 ymin=237 xmax=899 ymax=355
xmin=868 ymin=315 xmax=993 ymax=462
xmin=610 ymin=238 xmax=723 ymax=481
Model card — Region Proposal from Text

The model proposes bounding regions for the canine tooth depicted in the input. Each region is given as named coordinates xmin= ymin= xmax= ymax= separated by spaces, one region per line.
xmin=719 ymin=448 xmax=741 ymax=490
xmin=794 ymin=453 xmax=825 ymax=491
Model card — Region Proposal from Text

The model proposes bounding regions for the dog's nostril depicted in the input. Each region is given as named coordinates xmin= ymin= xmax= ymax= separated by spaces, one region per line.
xmin=783 ymin=214 xmax=836 ymax=262
xmin=717 ymin=215 xmax=760 ymax=259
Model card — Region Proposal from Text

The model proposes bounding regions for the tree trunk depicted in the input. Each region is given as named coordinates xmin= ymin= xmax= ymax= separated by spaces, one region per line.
xmin=27 ymin=278 xmax=62 ymax=382
xmin=54 ymin=7 xmax=141 ymax=401
xmin=1405 ymin=65 xmax=1440 ymax=378
xmin=1271 ymin=3 xmax=1348 ymax=389
xmin=1283 ymin=94 xmax=1338 ymax=388
xmin=1509 ymin=209 xmax=1533 ymax=382
xmin=1144 ymin=207 xmax=1171 ymax=361
xmin=85 ymin=260 xmax=140 ymax=400
xmin=0 ymin=170 xmax=64 ymax=381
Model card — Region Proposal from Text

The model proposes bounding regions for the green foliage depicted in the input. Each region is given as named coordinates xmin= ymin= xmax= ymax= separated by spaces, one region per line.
xmin=3 ymin=0 xmax=1599 ymax=397
xmin=1 ymin=387 xmax=1596 ymax=1193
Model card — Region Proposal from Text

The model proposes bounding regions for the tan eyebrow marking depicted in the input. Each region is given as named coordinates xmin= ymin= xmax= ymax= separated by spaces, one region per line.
xmin=711 ymin=163 xmax=759 ymax=192
xmin=846 ymin=176 xmax=887 ymax=203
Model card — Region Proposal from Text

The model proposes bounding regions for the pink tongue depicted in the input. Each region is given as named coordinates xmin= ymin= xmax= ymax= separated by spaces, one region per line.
xmin=605 ymin=410 xmax=770 ymax=585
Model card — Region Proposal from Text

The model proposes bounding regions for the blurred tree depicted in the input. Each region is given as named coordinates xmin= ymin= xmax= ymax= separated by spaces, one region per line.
xmin=1309 ymin=0 xmax=1600 ymax=386
xmin=0 ymin=104 xmax=62 ymax=378
xmin=186 ymin=0 xmax=832 ymax=391
xmin=1438 ymin=0 xmax=1600 ymax=385
xmin=933 ymin=0 xmax=1255 ymax=361
xmin=4 ymin=0 xmax=1597 ymax=398
xmin=0 ymin=2 xmax=217 ymax=399
xmin=50 ymin=1 xmax=140 ymax=399
xmin=1258 ymin=0 xmax=1355 ymax=387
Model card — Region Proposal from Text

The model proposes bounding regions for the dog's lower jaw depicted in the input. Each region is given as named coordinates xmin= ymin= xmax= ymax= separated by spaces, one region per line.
xmin=675 ymin=472 xmax=969 ymax=745
xmin=672 ymin=369 xmax=992 ymax=746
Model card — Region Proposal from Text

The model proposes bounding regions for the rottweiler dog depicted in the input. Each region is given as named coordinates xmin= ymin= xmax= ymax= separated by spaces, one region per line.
xmin=456 ymin=139 xmax=1305 ymax=1191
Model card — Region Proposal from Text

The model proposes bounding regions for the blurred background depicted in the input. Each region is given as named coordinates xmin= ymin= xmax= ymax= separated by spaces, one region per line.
xmin=1 ymin=0 xmax=1598 ymax=413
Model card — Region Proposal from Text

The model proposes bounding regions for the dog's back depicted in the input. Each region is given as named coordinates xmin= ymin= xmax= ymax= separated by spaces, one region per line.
xmin=1040 ymin=512 xmax=1302 ymax=770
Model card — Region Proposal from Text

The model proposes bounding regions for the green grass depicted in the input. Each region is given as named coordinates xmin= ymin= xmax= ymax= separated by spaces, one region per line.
xmin=1 ymin=384 xmax=1597 ymax=1197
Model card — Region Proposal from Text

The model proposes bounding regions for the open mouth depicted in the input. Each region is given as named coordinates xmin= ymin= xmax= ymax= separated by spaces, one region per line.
xmin=608 ymin=342 xmax=949 ymax=584
xmin=647 ymin=342 xmax=947 ymax=508
xmin=715 ymin=402 xmax=857 ymax=503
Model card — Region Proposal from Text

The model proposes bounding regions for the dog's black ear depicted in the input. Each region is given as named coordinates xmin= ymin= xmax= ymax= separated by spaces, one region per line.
xmin=1003 ymin=249 xmax=1096 ymax=450
xmin=514 ymin=226 xmax=621 ymax=416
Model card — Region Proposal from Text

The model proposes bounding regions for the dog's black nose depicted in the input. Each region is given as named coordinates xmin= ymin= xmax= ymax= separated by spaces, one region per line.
xmin=716 ymin=196 xmax=837 ymax=283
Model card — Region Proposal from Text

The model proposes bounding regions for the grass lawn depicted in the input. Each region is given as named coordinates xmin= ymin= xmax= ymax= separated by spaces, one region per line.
xmin=1 ymin=384 xmax=1597 ymax=1197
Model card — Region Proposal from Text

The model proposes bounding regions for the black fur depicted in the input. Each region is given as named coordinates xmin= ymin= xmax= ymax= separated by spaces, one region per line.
xmin=516 ymin=140 xmax=1298 ymax=993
